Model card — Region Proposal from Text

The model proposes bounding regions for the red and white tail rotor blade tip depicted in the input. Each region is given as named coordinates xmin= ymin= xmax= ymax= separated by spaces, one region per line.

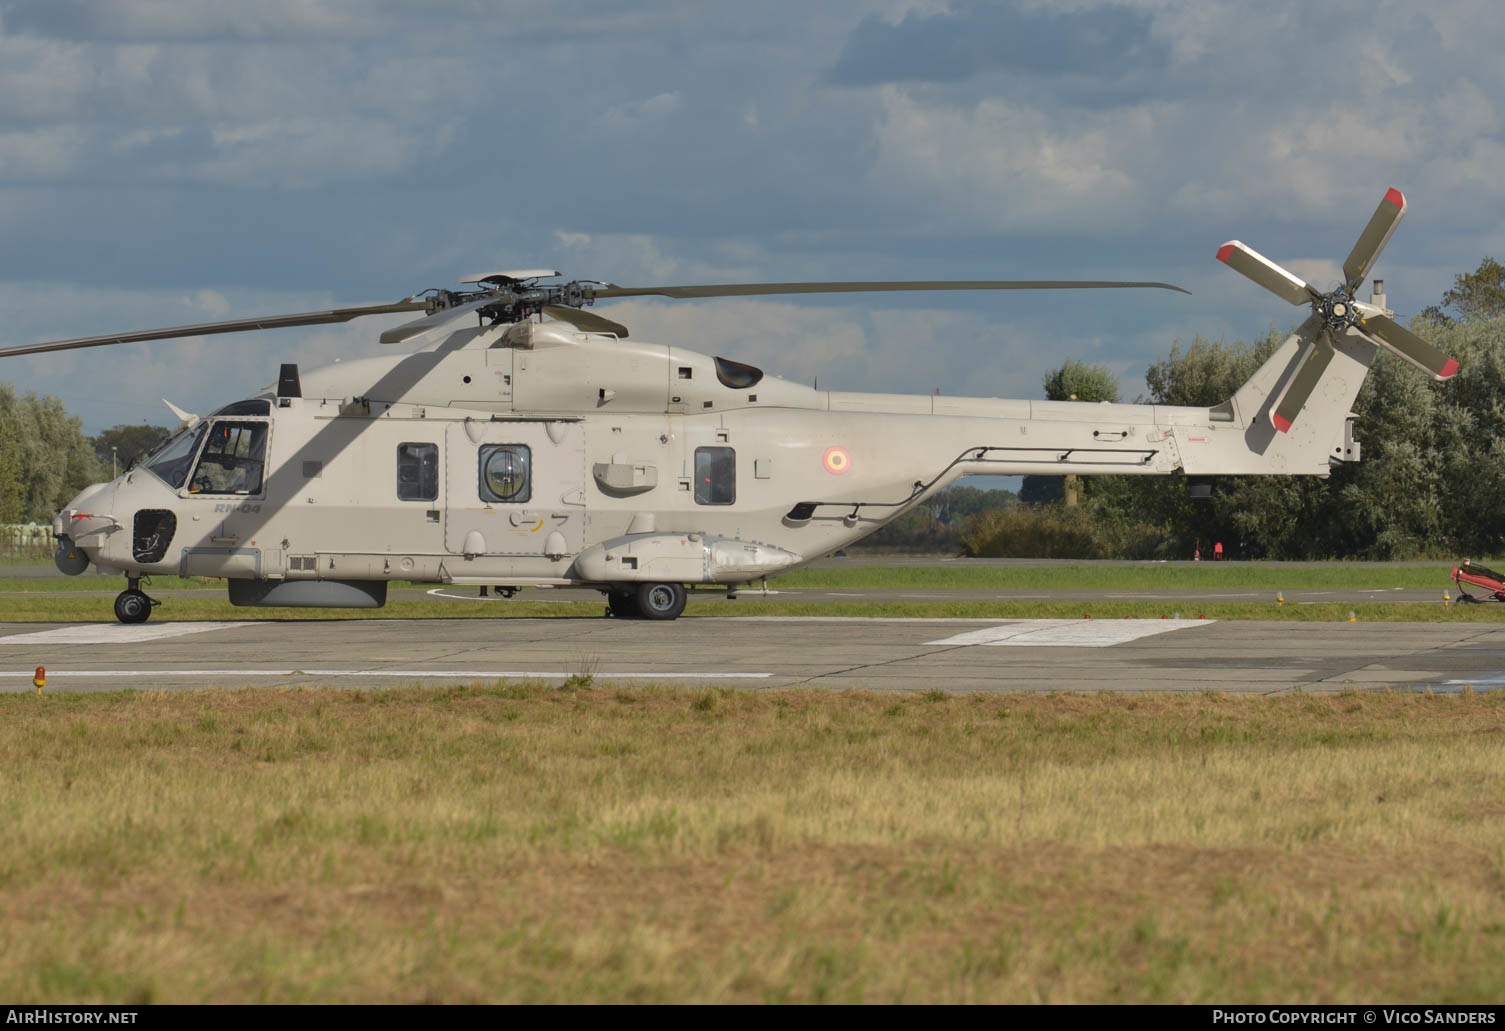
xmin=1268 ymin=332 xmax=1337 ymax=434
xmin=1361 ymin=313 xmax=1459 ymax=381
xmin=1342 ymin=188 xmax=1408 ymax=291
xmin=1216 ymin=241 xmax=1317 ymax=307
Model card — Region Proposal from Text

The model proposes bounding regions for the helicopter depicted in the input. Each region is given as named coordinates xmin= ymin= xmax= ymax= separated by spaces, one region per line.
xmin=5 ymin=189 xmax=1454 ymax=623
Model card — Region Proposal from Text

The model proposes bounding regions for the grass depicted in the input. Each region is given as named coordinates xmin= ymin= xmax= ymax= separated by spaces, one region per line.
xmin=1 ymin=687 xmax=1503 ymax=1003
xmin=769 ymin=563 xmax=1464 ymax=592
xmin=2 ymin=563 xmax=1466 ymax=599
xmin=2 ymin=595 xmax=1500 ymax=623
xmin=0 ymin=575 xmax=217 ymax=593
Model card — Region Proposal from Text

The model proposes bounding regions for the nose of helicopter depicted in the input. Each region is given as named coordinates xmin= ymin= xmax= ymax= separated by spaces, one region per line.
xmin=51 ymin=480 xmax=121 ymax=575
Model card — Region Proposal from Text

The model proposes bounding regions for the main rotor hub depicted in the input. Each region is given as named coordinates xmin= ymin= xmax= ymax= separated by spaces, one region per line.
xmin=1317 ymin=288 xmax=1358 ymax=332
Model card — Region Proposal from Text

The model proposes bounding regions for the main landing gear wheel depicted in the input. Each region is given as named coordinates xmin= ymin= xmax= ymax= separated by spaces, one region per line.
xmin=634 ymin=582 xmax=687 ymax=621
xmin=606 ymin=592 xmax=641 ymax=619
xmin=114 ymin=588 xmax=154 ymax=624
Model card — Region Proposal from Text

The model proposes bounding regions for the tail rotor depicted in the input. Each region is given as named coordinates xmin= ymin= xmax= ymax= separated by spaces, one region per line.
xmin=1217 ymin=188 xmax=1456 ymax=433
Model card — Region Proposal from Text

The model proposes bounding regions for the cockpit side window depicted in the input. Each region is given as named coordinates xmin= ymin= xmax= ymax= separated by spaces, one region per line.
xmin=189 ymin=420 xmax=269 ymax=495
xmin=142 ymin=423 xmax=208 ymax=490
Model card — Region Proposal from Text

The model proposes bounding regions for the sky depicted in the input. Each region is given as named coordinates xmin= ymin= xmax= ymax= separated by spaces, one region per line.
xmin=1 ymin=0 xmax=1502 ymax=433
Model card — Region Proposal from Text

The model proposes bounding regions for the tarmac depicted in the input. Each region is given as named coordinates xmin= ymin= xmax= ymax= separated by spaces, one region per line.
xmin=3 ymin=614 xmax=1503 ymax=694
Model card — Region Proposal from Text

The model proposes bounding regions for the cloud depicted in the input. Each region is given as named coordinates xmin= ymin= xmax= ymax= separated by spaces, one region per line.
xmin=866 ymin=87 xmax=1144 ymax=234
xmin=0 ymin=125 xmax=86 ymax=179
xmin=830 ymin=1 xmax=1168 ymax=85
xmin=595 ymin=91 xmax=684 ymax=134
xmin=1 ymin=0 xmax=1502 ymax=433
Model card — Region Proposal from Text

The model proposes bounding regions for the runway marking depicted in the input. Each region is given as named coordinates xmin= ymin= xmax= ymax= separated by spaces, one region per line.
xmin=0 ymin=622 xmax=254 ymax=646
xmin=926 ymin=619 xmax=1214 ymax=648
xmin=736 ymin=616 xmax=1016 ymax=623
xmin=0 ymin=669 xmax=772 ymax=681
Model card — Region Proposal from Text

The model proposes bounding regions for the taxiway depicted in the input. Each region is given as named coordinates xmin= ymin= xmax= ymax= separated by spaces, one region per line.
xmin=3 ymin=616 xmax=1502 ymax=694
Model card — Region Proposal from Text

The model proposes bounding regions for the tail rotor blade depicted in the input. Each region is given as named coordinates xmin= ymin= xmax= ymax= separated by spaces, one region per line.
xmin=1360 ymin=313 xmax=1458 ymax=380
xmin=1342 ymin=188 xmax=1406 ymax=292
xmin=1216 ymin=241 xmax=1319 ymax=306
xmin=1268 ymin=327 xmax=1337 ymax=433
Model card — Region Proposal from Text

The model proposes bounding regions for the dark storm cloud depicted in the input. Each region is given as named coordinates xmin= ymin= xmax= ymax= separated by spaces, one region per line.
xmin=829 ymin=1 xmax=1168 ymax=85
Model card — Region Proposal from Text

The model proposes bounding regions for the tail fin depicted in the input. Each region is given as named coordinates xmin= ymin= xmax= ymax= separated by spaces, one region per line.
xmin=1190 ymin=317 xmax=1376 ymax=476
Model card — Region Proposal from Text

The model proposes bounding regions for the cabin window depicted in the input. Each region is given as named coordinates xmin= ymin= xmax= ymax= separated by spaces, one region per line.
xmin=396 ymin=443 xmax=438 ymax=501
xmin=189 ymin=420 xmax=268 ymax=495
xmin=694 ymin=446 xmax=735 ymax=505
xmin=479 ymin=444 xmax=530 ymax=503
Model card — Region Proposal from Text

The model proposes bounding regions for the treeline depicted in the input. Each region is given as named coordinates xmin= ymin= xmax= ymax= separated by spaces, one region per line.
xmin=852 ymin=485 xmax=1018 ymax=552
xmin=0 ymin=386 xmax=168 ymax=525
xmin=969 ymin=257 xmax=1505 ymax=560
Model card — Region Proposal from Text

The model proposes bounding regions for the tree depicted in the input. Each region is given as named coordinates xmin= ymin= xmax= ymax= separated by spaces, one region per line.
xmin=91 ymin=424 xmax=171 ymax=473
xmin=1144 ymin=332 xmax=1283 ymax=407
xmin=1034 ymin=359 xmax=1119 ymax=507
xmin=0 ymin=407 xmax=24 ymax=523
xmin=1043 ymin=360 xmax=1120 ymax=404
xmin=0 ymin=385 xmax=103 ymax=524
xmin=1428 ymin=257 xmax=1505 ymax=323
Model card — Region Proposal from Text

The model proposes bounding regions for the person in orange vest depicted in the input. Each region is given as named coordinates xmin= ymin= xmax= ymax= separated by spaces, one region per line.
xmin=1214 ymin=541 xmax=1224 ymax=561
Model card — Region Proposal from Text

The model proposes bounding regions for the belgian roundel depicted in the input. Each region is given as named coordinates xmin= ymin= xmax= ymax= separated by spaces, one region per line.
xmin=823 ymin=446 xmax=851 ymax=474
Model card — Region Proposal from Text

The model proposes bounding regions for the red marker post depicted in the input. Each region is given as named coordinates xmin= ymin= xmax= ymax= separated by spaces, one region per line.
xmin=33 ymin=666 xmax=45 ymax=694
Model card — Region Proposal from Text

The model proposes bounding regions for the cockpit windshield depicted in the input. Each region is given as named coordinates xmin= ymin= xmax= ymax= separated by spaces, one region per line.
xmin=189 ymin=421 xmax=269 ymax=495
xmin=141 ymin=423 xmax=208 ymax=490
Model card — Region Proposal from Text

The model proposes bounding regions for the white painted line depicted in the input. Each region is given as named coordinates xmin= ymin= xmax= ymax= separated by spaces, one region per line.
xmin=0 ymin=622 xmax=255 ymax=646
xmin=0 ymin=668 xmax=772 ymax=680
xmin=734 ymin=616 xmax=1017 ymax=623
xmin=927 ymin=618 xmax=1214 ymax=648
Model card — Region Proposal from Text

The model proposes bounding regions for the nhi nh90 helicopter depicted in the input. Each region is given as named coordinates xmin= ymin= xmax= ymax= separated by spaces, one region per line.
xmin=5 ymin=189 xmax=1455 ymax=623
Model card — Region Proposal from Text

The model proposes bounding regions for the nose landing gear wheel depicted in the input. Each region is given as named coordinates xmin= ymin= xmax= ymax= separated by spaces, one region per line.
xmin=114 ymin=588 xmax=155 ymax=624
xmin=634 ymin=582 xmax=687 ymax=621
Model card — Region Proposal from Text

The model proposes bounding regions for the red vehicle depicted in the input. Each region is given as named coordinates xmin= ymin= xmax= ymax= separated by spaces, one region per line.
xmin=1452 ymin=560 xmax=1505 ymax=603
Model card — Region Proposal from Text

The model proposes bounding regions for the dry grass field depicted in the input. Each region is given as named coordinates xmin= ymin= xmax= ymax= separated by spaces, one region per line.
xmin=2 ymin=685 xmax=1503 ymax=1004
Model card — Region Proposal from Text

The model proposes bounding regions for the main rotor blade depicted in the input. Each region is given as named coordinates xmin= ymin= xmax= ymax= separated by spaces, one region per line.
xmin=1216 ymin=241 xmax=1319 ymax=306
xmin=1269 ymin=329 xmax=1337 ymax=433
xmin=541 ymin=305 xmax=630 ymax=338
xmin=0 ymin=300 xmax=431 ymax=359
xmin=378 ymin=294 xmax=497 ymax=344
xmin=1343 ymin=188 xmax=1406 ymax=292
xmin=1360 ymin=313 xmax=1458 ymax=380
xmin=592 ymin=279 xmax=1190 ymax=300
